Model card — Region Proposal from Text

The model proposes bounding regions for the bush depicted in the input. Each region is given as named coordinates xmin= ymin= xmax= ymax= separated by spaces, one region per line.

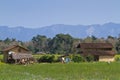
xmin=115 ymin=55 xmax=120 ymax=61
xmin=72 ymin=55 xmax=84 ymax=63
xmin=54 ymin=55 xmax=61 ymax=62
xmin=38 ymin=55 xmax=55 ymax=63
xmin=85 ymin=55 xmax=94 ymax=62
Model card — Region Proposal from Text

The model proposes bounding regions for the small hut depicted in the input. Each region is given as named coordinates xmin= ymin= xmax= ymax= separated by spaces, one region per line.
xmin=3 ymin=45 xmax=33 ymax=64
xmin=77 ymin=43 xmax=115 ymax=62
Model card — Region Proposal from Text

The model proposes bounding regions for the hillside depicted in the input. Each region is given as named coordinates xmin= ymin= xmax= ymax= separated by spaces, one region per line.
xmin=0 ymin=22 xmax=120 ymax=41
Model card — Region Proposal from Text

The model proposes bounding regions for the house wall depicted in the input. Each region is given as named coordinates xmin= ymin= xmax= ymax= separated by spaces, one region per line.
xmin=99 ymin=56 xmax=114 ymax=62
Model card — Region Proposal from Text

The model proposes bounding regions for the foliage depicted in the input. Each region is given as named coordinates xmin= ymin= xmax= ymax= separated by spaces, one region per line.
xmin=72 ymin=54 xmax=84 ymax=63
xmin=0 ymin=38 xmax=20 ymax=51
xmin=49 ymin=34 xmax=74 ymax=54
xmin=70 ymin=54 xmax=94 ymax=63
xmin=114 ymin=55 xmax=120 ymax=61
xmin=0 ymin=34 xmax=119 ymax=54
xmin=115 ymin=39 xmax=120 ymax=53
xmin=31 ymin=35 xmax=50 ymax=53
xmin=38 ymin=55 xmax=55 ymax=63
xmin=85 ymin=55 xmax=94 ymax=62
xmin=0 ymin=55 xmax=3 ymax=62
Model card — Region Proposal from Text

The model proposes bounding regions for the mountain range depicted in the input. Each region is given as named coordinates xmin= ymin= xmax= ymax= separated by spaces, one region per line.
xmin=0 ymin=22 xmax=120 ymax=41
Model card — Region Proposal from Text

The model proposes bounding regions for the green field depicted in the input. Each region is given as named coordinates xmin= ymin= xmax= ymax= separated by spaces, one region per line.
xmin=0 ymin=62 xmax=120 ymax=80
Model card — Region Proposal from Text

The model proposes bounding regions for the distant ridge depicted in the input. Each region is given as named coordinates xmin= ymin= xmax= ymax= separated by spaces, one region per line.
xmin=0 ymin=22 xmax=120 ymax=41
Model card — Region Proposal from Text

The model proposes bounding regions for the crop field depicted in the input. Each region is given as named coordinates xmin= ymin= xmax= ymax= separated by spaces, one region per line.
xmin=0 ymin=62 xmax=120 ymax=80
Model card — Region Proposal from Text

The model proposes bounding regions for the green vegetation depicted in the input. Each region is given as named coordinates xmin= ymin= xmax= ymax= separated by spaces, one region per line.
xmin=1 ymin=34 xmax=120 ymax=55
xmin=0 ymin=55 xmax=3 ymax=61
xmin=0 ymin=62 xmax=120 ymax=80
xmin=0 ymin=55 xmax=120 ymax=80
xmin=115 ymin=54 xmax=120 ymax=61
xmin=34 ymin=54 xmax=95 ymax=63
xmin=72 ymin=54 xmax=84 ymax=62
xmin=0 ymin=33 xmax=120 ymax=79
xmin=38 ymin=55 xmax=56 ymax=63
xmin=115 ymin=38 xmax=120 ymax=54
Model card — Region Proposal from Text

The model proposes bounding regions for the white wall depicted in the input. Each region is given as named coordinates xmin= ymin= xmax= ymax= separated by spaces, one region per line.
xmin=99 ymin=56 xmax=114 ymax=62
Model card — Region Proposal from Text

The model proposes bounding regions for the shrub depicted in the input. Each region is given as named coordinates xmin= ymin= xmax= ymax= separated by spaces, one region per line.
xmin=85 ymin=55 xmax=94 ymax=62
xmin=72 ymin=55 xmax=84 ymax=63
xmin=53 ymin=55 xmax=61 ymax=62
xmin=115 ymin=55 xmax=120 ymax=61
xmin=38 ymin=55 xmax=55 ymax=63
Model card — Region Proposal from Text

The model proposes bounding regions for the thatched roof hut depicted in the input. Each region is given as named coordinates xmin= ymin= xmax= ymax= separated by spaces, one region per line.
xmin=3 ymin=45 xmax=33 ymax=63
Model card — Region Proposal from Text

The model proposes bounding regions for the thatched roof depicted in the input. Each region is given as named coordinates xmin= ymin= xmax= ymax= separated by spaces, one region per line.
xmin=3 ymin=45 xmax=29 ymax=52
xmin=12 ymin=53 xmax=33 ymax=59
xmin=77 ymin=43 xmax=113 ymax=49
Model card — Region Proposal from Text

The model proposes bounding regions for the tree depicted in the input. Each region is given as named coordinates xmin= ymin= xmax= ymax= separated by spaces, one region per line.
xmin=32 ymin=35 xmax=49 ymax=53
xmin=107 ymin=35 xmax=115 ymax=39
xmin=49 ymin=34 xmax=74 ymax=54
xmin=83 ymin=35 xmax=97 ymax=43
xmin=4 ymin=37 xmax=11 ymax=44
xmin=115 ymin=38 xmax=120 ymax=54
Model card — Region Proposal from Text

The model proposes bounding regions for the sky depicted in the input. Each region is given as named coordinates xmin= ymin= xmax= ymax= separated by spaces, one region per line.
xmin=0 ymin=0 xmax=120 ymax=28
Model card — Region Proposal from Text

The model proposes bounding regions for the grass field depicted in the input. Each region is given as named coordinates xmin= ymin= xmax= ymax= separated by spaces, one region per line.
xmin=0 ymin=62 xmax=120 ymax=80
xmin=1 ymin=54 xmax=120 ymax=80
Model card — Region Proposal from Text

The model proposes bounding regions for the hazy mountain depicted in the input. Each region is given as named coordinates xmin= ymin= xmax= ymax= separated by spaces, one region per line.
xmin=0 ymin=22 xmax=120 ymax=41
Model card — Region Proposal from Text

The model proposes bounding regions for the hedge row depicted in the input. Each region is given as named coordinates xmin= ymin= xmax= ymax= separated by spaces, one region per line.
xmin=37 ymin=54 xmax=94 ymax=63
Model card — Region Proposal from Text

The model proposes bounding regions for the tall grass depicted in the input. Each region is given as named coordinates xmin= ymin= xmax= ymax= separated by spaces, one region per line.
xmin=0 ymin=62 xmax=120 ymax=80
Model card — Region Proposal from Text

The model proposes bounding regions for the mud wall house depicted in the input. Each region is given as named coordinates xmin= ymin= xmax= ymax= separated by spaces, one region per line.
xmin=77 ymin=43 xmax=115 ymax=62
xmin=2 ymin=45 xmax=33 ymax=63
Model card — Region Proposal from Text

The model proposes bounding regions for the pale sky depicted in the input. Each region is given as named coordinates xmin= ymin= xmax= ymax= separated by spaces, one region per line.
xmin=0 ymin=0 xmax=120 ymax=28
